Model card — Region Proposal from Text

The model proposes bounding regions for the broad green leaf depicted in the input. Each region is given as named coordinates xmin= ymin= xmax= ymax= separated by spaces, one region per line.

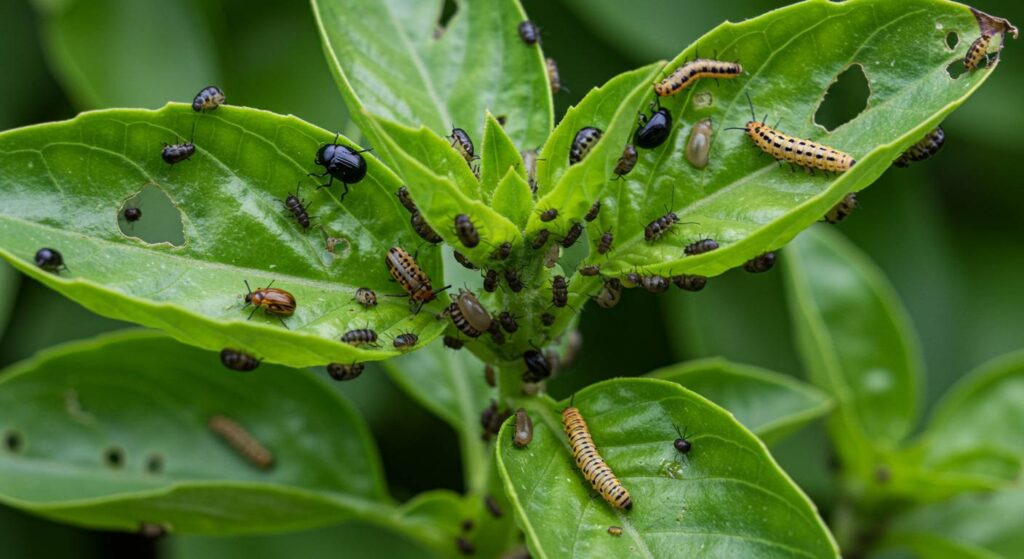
xmin=479 ymin=113 xmax=525 ymax=203
xmin=0 ymin=331 xmax=390 ymax=534
xmin=784 ymin=226 xmax=922 ymax=474
xmin=572 ymin=0 xmax=1005 ymax=280
xmin=311 ymin=0 xmax=553 ymax=160
xmin=648 ymin=357 xmax=832 ymax=445
xmin=496 ymin=378 xmax=839 ymax=559
xmin=878 ymin=489 xmax=1024 ymax=559
xmin=0 ymin=262 xmax=18 ymax=340
xmin=34 ymin=0 xmax=220 ymax=109
xmin=491 ymin=168 xmax=533 ymax=231
xmin=0 ymin=105 xmax=444 ymax=367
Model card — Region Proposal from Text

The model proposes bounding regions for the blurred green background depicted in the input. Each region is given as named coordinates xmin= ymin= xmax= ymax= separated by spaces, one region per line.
xmin=1 ymin=0 xmax=1021 ymax=556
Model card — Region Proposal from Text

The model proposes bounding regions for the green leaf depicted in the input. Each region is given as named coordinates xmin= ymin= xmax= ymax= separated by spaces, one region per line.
xmin=783 ymin=226 xmax=922 ymax=474
xmin=878 ymin=489 xmax=1024 ymax=559
xmin=0 ymin=331 xmax=391 ymax=534
xmin=312 ymin=0 xmax=553 ymax=158
xmin=647 ymin=357 xmax=832 ymax=445
xmin=479 ymin=113 xmax=526 ymax=203
xmin=491 ymin=168 xmax=533 ymax=231
xmin=0 ymin=262 xmax=18 ymax=340
xmin=496 ymin=378 xmax=839 ymax=558
xmin=574 ymin=0 xmax=1003 ymax=280
xmin=0 ymin=104 xmax=444 ymax=367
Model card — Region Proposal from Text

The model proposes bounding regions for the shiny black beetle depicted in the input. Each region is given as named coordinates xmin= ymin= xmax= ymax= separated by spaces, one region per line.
xmin=635 ymin=102 xmax=672 ymax=149
xmin=309 ymin=134 xmax=370 ymax=202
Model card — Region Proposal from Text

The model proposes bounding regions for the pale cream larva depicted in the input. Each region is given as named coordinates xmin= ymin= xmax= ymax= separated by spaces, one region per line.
xmin=685 ymin=118 xmax=714 ymax=169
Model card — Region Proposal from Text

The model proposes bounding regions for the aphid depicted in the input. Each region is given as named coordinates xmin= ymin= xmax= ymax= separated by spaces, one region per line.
xmin=645 ymin=212 xmax=679 ymax=242
xmin=743 ymin=252 xmax=776 ymax=273
xmin=894 ymin=126 xmax=945 ymax=167
xmin=242 ymin=280 xmax=296 ymax=327
xmin=453 ymin=250 xmax=478 ymax=270
xmin=283 ymin=183 xmax=312 ymax=230
xmin=522 ymin=350 xmax=552 ymax=382
xmin=685 ymin=118 xmax=713 ymax=169
xmin=608 ymin=526 xmax=624 ymax=537
xmin=595 ymin=278 xmax=622 ymax=309
xmin=461 ymin=519 xmax=474 ymax=532
xmin=640 ymin=275 xmax=670 ymax=294
xmin=673 ymin=424 xmax=692 ymax=455
xmin=327 ymin=362 xmax=365 ymax=381
xmin=561 ymin=222 xmax=583 ymax=248
xmin=341 ymin=328 xmax=379 ymax=347
xmin=456 ymin=537 xmax=475 ymax=556
xmin=634 ymin=102 xmax=672 ymax=149
xmin=208 ymin=415 xmax=274 ymax=470
xmin=34 ymin=247 xmax=65 ymax=273
xmin=483 ymin=269 xmax=499 ymax=292
xmin=824 ymin=193 xmax=858 ymax=224
xmin=161 ymin=141 xmax=195 ymax=164
xmin=192 ymin=85 xmax=225 ymax=112
xmin=219 ymin=348 xmax=261 ymax=372
xmin=543 ymin=243 xmax=560 ymax=268
xmin=654 ymin=58 xmax=743 ymax=97
xmin=123 ymin=206 xmax=142 ymax=222
xmin=484 ymin=364 xmax=496 ymax=387
xmin=672 ymin=274 xmax=707 ymax=292
xmin=585 ymin=201 xmax=602 ymax=224
xmin=449 ymin=288 xmax=493 ymax=337
xmin=396 ymin=185 xmax=418 ymax=213
xmin=531 ymin=229 xmax=550 ymax=250
xmin=518 ymin=20 xmax=540 ymax=45
xmin=684 ymin=238 xmax=719 ymax=255
xmin=504 ymin=268 xmax=524 ymax=292
xmin=411 ymin=211 xmax=443 ymax=244
xmin=484 ymin=494 xmax=503 ymax=518
xmin=498 ymin=311 xmax=519 ymax=333
xmin=540 ymin=312 xmax=556 ymax=327
xmin=489 ymin=323 xmax=506 ymax=345
xmin=551 ymin=275 xmax=569 ymax=308
xmin=385 ymin=247 xmax=445 ymax=308
xmin=354 ymin=287 xmax=378 ymax=308
xmin=546 ymin=57 xmax=561 ymax=94
xmin=597 ymin=231 xmax=613 ymax=254
xmin=449 ymin=127 xmax=476 ymax=166
xmin=563 ymin=403 xmax=632 ymax=510
xmin=540 ymin=208 xmax=558 ymax=222
xmin=964 ymin=33 xmax=993 ymax=70
xmin=513 ymin=408 xmax=533 ymax=448
xmin=579 ymin=264 xmax=601 ymax=276
xmin=443 ymin=335 xmax=464 ymax=350
xmin=480 ymin=400 xmax=511 ymax=440
xmin=491 ymin=242 xmax=512 ymax=261
xmin=393 ymin=332 xmax=419 ymax=350
xmin=569 ymin=127 xmax=603 ymax=165
xmin=310 ymin=134 xmax=370 ymax=201
xmin=454 ymin=214 xmax=480 ymax=248
xmin=615 ymin=145 xmax=638 ymax=177
xmin=730 ymin=94 xmax=856 ymax=173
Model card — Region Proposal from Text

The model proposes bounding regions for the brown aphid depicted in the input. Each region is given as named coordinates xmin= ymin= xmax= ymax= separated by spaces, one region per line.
xmin=744 ymin=252 xmax=776 ymax=273
xmin=443 ymin=335 xmax=464 ymax=350
xmin=561 ymin=222 xmax=583 ymax=248
xmin=208 ymin=415 xmax=274 ymax=470
xmin=614 ymin=144 xmax=638 ymax=178
xmin=480 ymin=400 xmax=511 ymax=440
xmin=411 ymin=211 xmax=443 ymax=244
xmin=513 ymin=408 xmax=533 ymax=448
xmin=531 ymin=229 xmax=550 ymax=250
xmin=684 ymin=238 xmax=719 ymax=255
xmin=585 ymin=200 xmax=602 ymax=222
xmin=491 ymin=241 xmax=512 ymax=261
xmin=242 ymin=280 xmax=296 ymax=327
xmin=640 ymin=275 xmax=670 ymax=293
xmin=483 ymin=269 xmax=499 ymax=292
xmin=393 ymin=332 xmax=419 ymax=350
xmin=673 ymin=274 xmax=707 ymax=291
xmin=569 ymin=127 xmax=602 ymax=165
xmin=454 ymin=214 xmax=480 ymax=248
xmin=597 ymin=231 xmax=614 ymax=254
xmin=484 ymin=364 xmax=496 ymax=387
xmin=354 ymin=287 xmax=378 ymax=308
xmin=546 ymin=57 xmax=561 ymax=94
xmin=595 ymin=278 xmax=622 ymax=309
xmin=540 ymin=312 xmax=556 ymax=327
xmin=484 ymin=494 xmax=503 ymax=518
xmin=341 ymin=328 xmax=379 ymax=347
xmin=498 ymin=311 xmax=519 ymax=333
xmin=282 ymin=183 xmax=312 ymax=230
xmin=540 ymin=208 xmax=558 ymax=222
xmin=645 ymin=212 xmax=679 ymax=242
xmin=551 ymin=275 xmax=569 ymax=307
xmin=608 ymin=526 xmax=624 ymax=537
xmin=964 ymin=33 xmax=993 ymax=70
xmin=894 ymin=126 xmax=945 ymax=167
xmin=449 ymin=127 xmax=476 ymax=164
xmin=396 ymin=185 xmax=418 ymax=213
xmin=327 ymin=362 xmax=365 ymax=381
xmin=385 ymin=247 xmax=444 ymax=307
xmin=220 ymin=348 xmax=261 ymax=372
xmin=504 ymin=268 xmax=524 ymax=292
xmin=450 ymin=288 xmax=493 ymax=337
xmin=453 ymin=250 xmax=478 ymax=270
xmin=579 ymin=264 xmax=601 ymax=276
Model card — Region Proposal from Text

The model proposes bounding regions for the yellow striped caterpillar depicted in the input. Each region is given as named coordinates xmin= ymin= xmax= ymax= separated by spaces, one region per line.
xmin=654 ymin=58 xmax=743 ymax=97
xmin=562 ymin=401 xmax=632 ymax=510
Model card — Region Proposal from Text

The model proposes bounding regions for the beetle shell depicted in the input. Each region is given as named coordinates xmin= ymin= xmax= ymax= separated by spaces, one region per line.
xmin=162 ymin=142 xmax=195 ymax=164
xmin=244 ymin=284 xmax=296 ymax=317
xmin=315 ymin=142 xmax=368 ymax=185
xmin=220 ymin=349 xmax=261 ymax=372
xmin=513 ymin=408 xmax=533 ymax=448
xmin=522 ymin=350 xmax=552 ymax=382
xmin=569 ymin=127 xmax=602 ymax=165
xmin=454 ymin=214 xmax=480 ymax=248
xmin=354 ymin=287 xmax=378 ymax=308
xmin=685 ymin=118 xmax=713 ymax=169
xmin=327 ymin=362 xmax=365 ymax=381
xmin=34 ymin=247 xmax=64 ymax=273
xmin=192 ymin=85 xmax=225 ymax=112
xmin=684 ymin=238 xmax=720 ymax=255
xmin=635 ymin=106 xmax=672 ymax=149
xmin=454 ymin=288 xmax=493 ymax=332
xmin=614 ymin=145 xmax=638 ymax=177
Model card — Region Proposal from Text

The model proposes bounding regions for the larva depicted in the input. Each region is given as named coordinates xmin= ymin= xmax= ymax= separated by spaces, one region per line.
xmin=208 ymin=415 xmax=274 ymax=470
xmin=654 ymin=58 xmax=742 ymax=97
xmin=894 ymin=126 xmax=944 ymax=167
xmin=964 ymin=33 xmax=993 ymax=70
xmin=562 ymin=404 xmax=632 ymax=510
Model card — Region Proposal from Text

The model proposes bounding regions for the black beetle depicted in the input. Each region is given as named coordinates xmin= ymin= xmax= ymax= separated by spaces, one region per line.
xmin=309 ymin=134 xmax=370 ymax=202
xmin=635 ymin=102 xmax=672 ymax=149
xmin=34 ymin=247 xmax=65 ymax=273
xmin=522 ymin=349 xmax=552 ymax=382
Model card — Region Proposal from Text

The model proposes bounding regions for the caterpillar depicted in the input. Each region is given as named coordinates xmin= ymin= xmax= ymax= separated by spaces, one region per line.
xmin=894 ymin=126 xmax=944 ymax=167
xmin=964 ymin=33 xmax=993 ymax=70
xmin=654 ymin=58 xmax=743 ymax=97
xmin=208 ymin=415 xmax=274 ymax=470
xmin=729 ymin=94 xmax=856 ymax=173
xmin=562 ymin=403 xmax=633 ymax=510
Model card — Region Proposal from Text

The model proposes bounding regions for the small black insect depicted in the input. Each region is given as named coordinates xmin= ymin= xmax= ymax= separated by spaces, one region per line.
xmin=283 ymin=183 xmax=313 ymax=230
xmin=498 ymin=311 xmax=519 ymax=333
xmin=595 ymin=278 xmax=622 ymax=309
xmin=540 ymin=312 xmax=555 ymax=326
xmin=192 ymin=85 xmax=225 ymax=112
xmin=123 ymin=206 xmax=142 ymax=222
xmin=673 ymin=274 xmax=707 ymax=292
xmin=551 ymin=275 xmax=569 ymax=307
xmin=522 ymin=350 xmax=552 ymax=382
xmin=673 ymin=424 xmax=692 ymax=455
xmin=585 ymin=200 xmax=601 ymax=222
xmin=824 ymin=193 xmax=858 ymax=224
xmin=454 ymin=214 xmax=480 ymax=248
xmin=34 ymin=247 xmax=65 ymax=273
xmin=393 ymin=332 xmax=419 ymax=350
xmin=491 ymin=242 xmax=512 ymax=261
xmin=743 ymin=252 xmax=776 ymax=273
xmin=310 ymin=134 xmax=370 ymax=202
xmin=489 ymin=323 xmax=506 ymax=345
xmin=396 ymin=185 xmax=418 ymax=213
xmin=480 ymin=400 xmax=511 ymax=440
xmin=684 ymin=238 xmax=719 ymax=255
xmin=504 ymin=268 xmax=524 ymax=292
xmin=220 ymin=348 xmax=261 ymax=372
xmin=453 ymin=250 xmax=478 ymax=270
xmin=640 ymin=275 xmax=670 ymax=294
xmin=614 ymin=145 xmax=638 ymax=177
xmin=569 ymin=127 xmax=602 ymax=165
xmin=327 ymin=362 xmax=365 ymax=381
xmin=341 ymin=328 xmax=379 ymax=347
xmin=518 ymin=20 xmax=540 ymax=45
xmin=540 ymin=208 xmax=558 ymax=222
xmin=485 ymin=495 xmax=503 ymax=518
xmin=597 ymin=231 xmax=613 ymax=254
xmin=635 ymin=102 xmax=673 ymax=149
xmin=449 ymin=127 xmax=476 ymax=164
xmin=354 ymin=287 xmax=378 ymax=308
xmin=561 ymin=222 xmax=583 ymax=248
xmin=578 ymin=264 xmax=601 ymax=276
xmin=461 ymin=519 xmax=475 ymax=533
xmin=483 ymin=269 xmax=499 ymax=293
xmin=161 ymin=141 xmax=195 ymax=165
xmin=531 ymin=229 xmax=550 ymax=250
xmin=443 ymin=335 xmax=464 ymax=350
xmin=411 ymin=211 xmax=443 ymax=244
xmin=645 ymin=212 xmax=679 ymax=242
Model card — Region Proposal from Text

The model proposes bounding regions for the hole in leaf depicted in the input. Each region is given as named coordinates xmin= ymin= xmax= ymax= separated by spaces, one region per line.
xmin=692 ymin=90 xmax=713 ymax=109
xmin=946 ymin=59 xmax=967 ymax=79
xmin=435 ymin=0 xmax=457 ymax=38
xmin=4 ymin=430 xmax=23 ymax=453
xmin=104 ymin=446 xmax=125 ymax=468
xmin=117 ymin=183 xmax=185 ymax=246
xmin=146 ymin=454 xmax=164 ymax=474
xmin=945 ymin=31 xmax=959 ymax=50
xmin=814 ymin=64 xmax=870 ymax=131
